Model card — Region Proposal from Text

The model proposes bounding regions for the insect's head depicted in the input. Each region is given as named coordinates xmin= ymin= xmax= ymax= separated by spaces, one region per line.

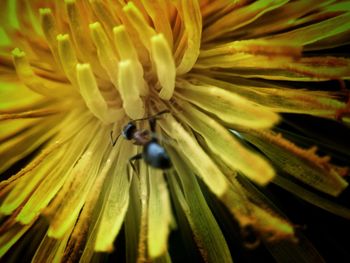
xmin=122 ymin=122 xmax=137 ymax=140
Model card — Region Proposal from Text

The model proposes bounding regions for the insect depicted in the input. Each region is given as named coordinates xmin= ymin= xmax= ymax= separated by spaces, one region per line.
xmin=110 ymin=110 xmax=172 ymax=173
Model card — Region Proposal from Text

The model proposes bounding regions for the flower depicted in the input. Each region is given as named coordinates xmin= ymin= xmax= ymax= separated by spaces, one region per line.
xmin=1 ymin=0 xmax=350 ymax=262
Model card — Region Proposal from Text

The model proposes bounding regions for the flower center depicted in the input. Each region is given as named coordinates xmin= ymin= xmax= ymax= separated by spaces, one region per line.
xmin=12 ymin=1 xmax=186 ymax=123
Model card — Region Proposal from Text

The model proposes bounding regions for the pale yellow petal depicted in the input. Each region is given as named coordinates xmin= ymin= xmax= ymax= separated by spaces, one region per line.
xmin=177 ymin=79 xmax=280 ymax=129
xmin=175 ymin=100 xmax=275 ymax=185
xmin=46 ymin=128 xmax=109 ymax=238
xmin=175 ymin=0 xmax=202 ymax=75
xmin=94 ymin=140 xmax=134 ymax=252
xmin=159 ymin=115 xmax=228 ymax=197
xmin=147 ymin=168 xmax=172 ymax=258
xmin=16 ymin=118 xmax=101 ymax=224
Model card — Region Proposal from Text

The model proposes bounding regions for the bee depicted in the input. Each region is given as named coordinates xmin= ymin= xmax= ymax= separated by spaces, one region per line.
xmin=111 ymin=110 xmax=172 ymax=172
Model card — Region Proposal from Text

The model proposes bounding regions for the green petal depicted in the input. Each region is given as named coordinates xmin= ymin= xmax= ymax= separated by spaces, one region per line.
xmin=202 ymin=0 xmax=288 ymax=42
xmin=0 ymin=221 xmax=34 ymax=258
xmin=32 ymin=229 xmax=72 ymax=262
xmin=262 ymin=12 xmax=350 ymax=49
xmin=274 ymin=176 xmax=350 ymax=219
xmin=242 ymin=129 xmax=348 ymax=196
xmin=167 ymin=148 xmax=233 ymax=263
xmin=231 ymin=0 xmax=333 ymax=40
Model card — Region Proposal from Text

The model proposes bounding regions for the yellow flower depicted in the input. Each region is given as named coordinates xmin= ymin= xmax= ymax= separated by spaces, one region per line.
xmin=1 ymin=0 xmax=350 ymax=262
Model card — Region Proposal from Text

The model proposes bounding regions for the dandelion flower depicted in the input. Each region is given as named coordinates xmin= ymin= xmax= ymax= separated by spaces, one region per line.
xmin=1 ymin=0 xmax=350 ymax=262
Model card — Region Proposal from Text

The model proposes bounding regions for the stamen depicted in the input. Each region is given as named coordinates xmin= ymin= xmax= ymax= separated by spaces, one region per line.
xmin=65 ymin=0 xmax=106 ymax=78
xmin=89 ymin=22 xmax=120 ymax=82
xmin=150 ymin=34 xmax=176 ymax=100
xmin=113 ymin=25 xmax=148 ymax=96
xmin=118 ymin=60 xmax=145 ymax=119
xmin=89 ymin=0 xmax=121 ymax=31
xmin=123 ymin=2 xmax=156 ymax=51
xmin=39 ymin=8 xmax=61 ymax=71
xmin=76 ymin=63 xmax=124 ymax=123
xmin=89 ymin=22 xmax=126 ymax=109
xmin=12 ymin=48 xmax=65 ymax=97
xmin=57 ymin=34 xmax=79 ymax=89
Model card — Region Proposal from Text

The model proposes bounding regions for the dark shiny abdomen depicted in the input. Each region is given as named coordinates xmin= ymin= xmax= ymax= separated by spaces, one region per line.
xmin=143 ymin=142 xmax=172 ymax=169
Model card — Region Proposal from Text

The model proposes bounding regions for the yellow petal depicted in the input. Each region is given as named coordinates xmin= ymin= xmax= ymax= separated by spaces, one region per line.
xmin=94 ymin=140 xmax=134 ymax=252
xmin=0 ymin=116 xmax=60 ymax=175
xmin=177 ymin=79 xmax=280 ymax=129
xmin=175 ymin=0 xmax=202 ymax=75
xmin=159 ymin=115 xmax=228 ymax=197
xmin=15 ymin=114 xmax=101 ymax=225
xmin=190 ymin=74 xmax=346 ymax=117
xmin=176 ymin=100 xmax=275 ymax=185
xmin=47 ymin=128 xmax=109 ymax=238
xmin=1 ymin=143 xmax=66 ymax=216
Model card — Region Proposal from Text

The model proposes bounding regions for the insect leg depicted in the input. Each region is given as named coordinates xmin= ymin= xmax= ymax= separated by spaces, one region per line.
xmin=128 ymin=153 xmax=142 ymax=176
xmin=131 ymin=110 xmax=170 ymax=123
xmin=149 ymin=116 xmax=157 ymax=134
xmin=110 ymin=130 xmax=120 ymax=146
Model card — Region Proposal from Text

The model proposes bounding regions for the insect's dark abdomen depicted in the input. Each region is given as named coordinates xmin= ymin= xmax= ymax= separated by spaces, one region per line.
xmin=143 ymin=142 xmax=172 ymax=169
